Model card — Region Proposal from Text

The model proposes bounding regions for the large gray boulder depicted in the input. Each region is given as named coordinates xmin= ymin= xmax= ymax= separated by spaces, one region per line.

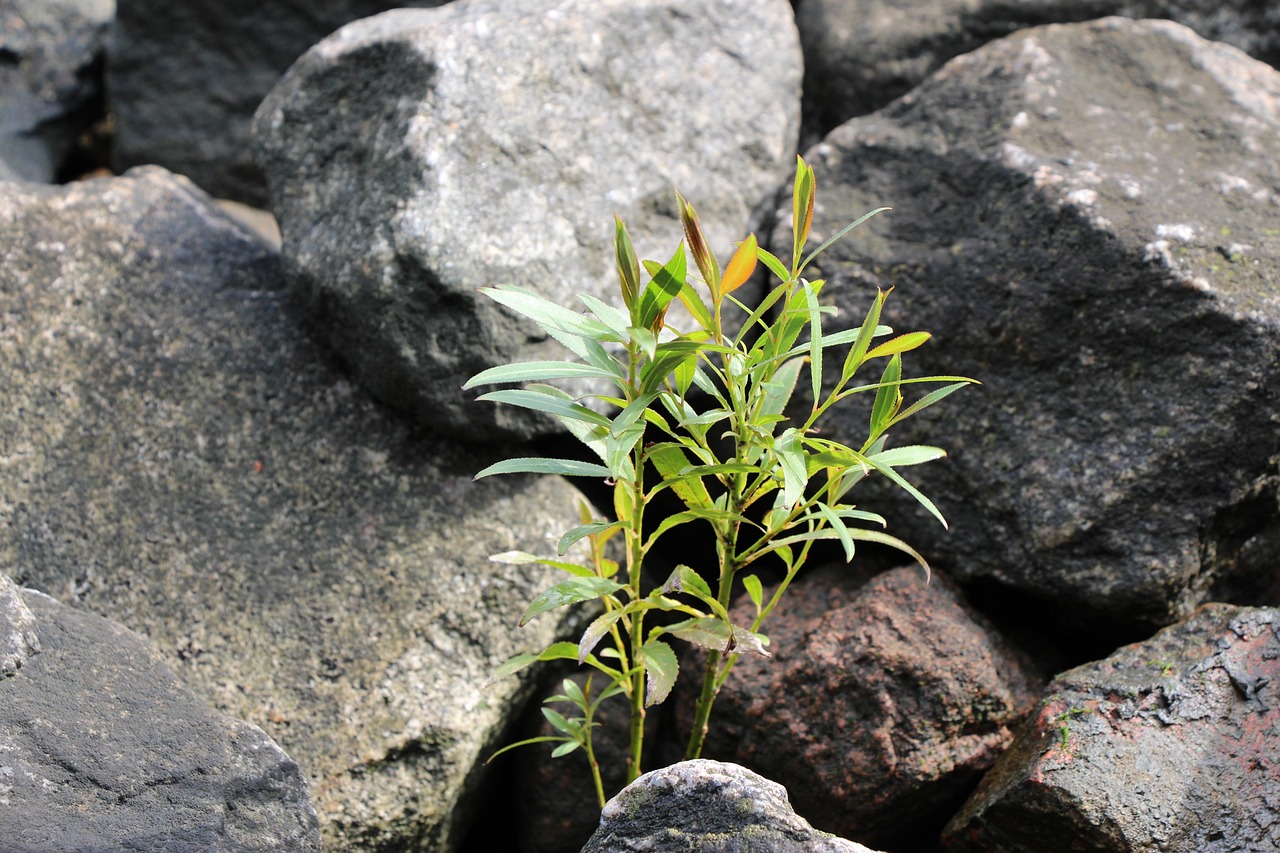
xmin=1 ymin=572 xmax=39 ymax=677
xmin=108 ymin=0 xmax=450 ymax=204
xmin=1 ymin=573 xmax=320 ymax=852
xmin=0 ymin=168 xmax=590 ymax=851
xmin=783 ymin=17 xmax=1280 ymax=636
xmin=797 ymin=0 xmax=1280 ymax=137
xmin=683 ymin=566 xmax=1039 ymax=849
xmin=945 ymin=605 xmax=1280 ymax=852
xmin=0 ymin=0 xmax=112 ymax=182
xmin=253 ymin=0 xmax=802 ymax=441
xmin=581 ymin=760 xmax=884 ymax=853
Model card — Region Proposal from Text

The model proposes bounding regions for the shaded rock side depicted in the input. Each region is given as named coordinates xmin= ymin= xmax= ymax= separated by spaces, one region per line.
xmin=253 ymin=0 xmax=802 ymax=441
xmin=581 ymin=759 xmax=883 ymax=853
xmin=0 ymin=168 xmax=591 ymax=852
xmin=1 ymin=575 xmax=320 ymax=852
xmin=785 ymin=17 xmax=1280 ymax=635
xmin=0 ymin=0 xmax=112 ymax=182
xmin=685 ymin=566 xmax=1040 ymax=849
xmin=945 ymin=605 xmax=1280 ymax=852
xmin=1 ymin=571 xmax=40 ymax=677
xmin=797 ymin=0 xmax=1280 ymax=138
xmin=108 ymin=0 xmax=451 ymax=204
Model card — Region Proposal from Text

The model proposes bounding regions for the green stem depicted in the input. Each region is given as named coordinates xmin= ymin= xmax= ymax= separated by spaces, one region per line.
xmin=625 ymin=423 xmax=648 ymax=784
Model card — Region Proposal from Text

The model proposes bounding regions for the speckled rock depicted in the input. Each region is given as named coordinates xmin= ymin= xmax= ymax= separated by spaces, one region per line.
xmin=783 ymin=17 xmax=1280 ymax=638
xmin=0 ymin=0 xmax=112 ymax=182
xmin=796 ymin=0 xmax=1280 ymax=139
xmin=108 ymin=0 xmax=450 ymax=204
xmin=1 ymin=572 xmax=39 ymax=677
xmin=1 ymin=574 xmax=320 ymax=852
xmin=581 ymin=760 xmax=883 ymax=853
xmin=0 ymin=168 xmax=590 ymax=851
xmin=253 ymin=0 xmax=802 ymax=441
xmin=683 ymin=566 xmax=1039 ymax=849
xmin=945 ymin=605 xmax=1280 ymax=852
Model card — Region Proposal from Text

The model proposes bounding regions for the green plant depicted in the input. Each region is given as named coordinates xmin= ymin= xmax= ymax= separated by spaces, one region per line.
xmin=469 ymin=157 xmax=974 ymax=806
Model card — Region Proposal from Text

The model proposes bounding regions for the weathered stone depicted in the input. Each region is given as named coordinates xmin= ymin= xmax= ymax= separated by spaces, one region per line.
xmin=683 ymin=566 xmax=1039 ymax=848
xmin=0 ymin=572 xmax=39 ymax=678
xmin=1 ymin=575 xmax=320 ymax=852
xmin=253 ymin=0 xmax=802 ymax=441
xmin=0 ymin=0 xmax=112 ymax=182
xmin=108 ymin=0 xmax=449 ymax=204
xmin=946 ymin=605 xmax=1280 ymax=852
xmin=0 ymin=168 xmax=589 ymax=851
xmin=581 ymin=759 xmax=883 ymax=853
xmin=796 ymin=0 xmax=1280 ymax=138
xmin=782 ymin=17 xmax=1280 ymax=636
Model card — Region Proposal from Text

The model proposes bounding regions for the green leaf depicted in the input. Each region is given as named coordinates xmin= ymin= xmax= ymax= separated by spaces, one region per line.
xmin=868 ymin=354 xmax=903 ymax=438
xmin=776 ymin=428 xmax=808 ymax=508
xmin=640 ymin=640 xmax=678 ymax=706
xmin=520 ymin=578 xmax=625 ymax=626
xmin=638 ymin=244 xmax=687 ymax=332
xmin=558 ymin=521 xmax=624 ymax=555
xmin=845 ymin=527 xmax=932 ymax=580
xmin=648 ymin=445 xmax=713 ymax=509
xmin=660 ymin=564 xmax=715 ymax=603
xmin=628 ymin=325 xmax=658 ymax=361
xmin=480 ymin=285 xmax=618 ymax=343
xmin=676 ymin=279 xmax=714 ymax=332
xmin=797 ymin=207 xmax=890 ymax=276
xmin=645 ymin=510 xmax=743 ymax=553
xmin=867 ymin=445 xmax=947 ymax=468
xmin=615 ymin=216 xmax=642 ymax=320
xmin=605 ymin=421 xmax=645 ymax=480
xmin=803 ymin=280 xmax=823 ymax=405
xmin=486 ymin=735 xmax=570 ymax=764
xmin=755 ymin=245 xmax=790 ymax=283
xmin=464 ymin=360 xmax=621 ymax=389
xmin=863 ymin=456 xmax=948 ymax=528
xmin=841 ymin=290 xmax=887 ymax=383
xmin=550 ymin=740 xmax=583 ymax=758
xmin=742 ymin=575 xmax=764 ymax=612
xmin=579 ymin=293 xmax=633 ymax=341
xmin=475 ymin=457 xmax=613 ymax=480
xmin=865 ymin=331 xmax=931 ymax=360
xmin=489 ymin=551 xmax=595 ymax=578
xmin=476 ymin=388 xmax=613 ymax=429
xmin=815 ymin=501 xmax=856 ymax=562
xmin=666 ymin=617 xmax=770 ymax=657
xmin=489 ymin=653 xmax=540 ymax=683
xmin=541 ymin=707 xmax=579 ymax=737
xmin=579 ymin=610 xmax=624 ymax=663
xmin=757 ymin=356 xmax=804 ymax=427
xmin=561 ymin=677 xmax=587 ymax=708
xmin=887 ymin=381 xmax=974 ymax=428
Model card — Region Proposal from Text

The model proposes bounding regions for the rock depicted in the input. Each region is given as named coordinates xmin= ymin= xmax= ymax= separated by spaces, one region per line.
xmin=0 ymin=167 xmax=591 ymax=851
xmin=581 ymin=759 xmax=883 ymax=853
xmin=683 ymin=566 xmax=1039 ymax=849
xmin=784 ymin=17 xmax=1280 ymax=637
xmin=1 ymin=572 xmax=40 ymax=677
xmin=108 ymin=0 xmax=450 ymax=204
xmin=0 ymin=0 xmax=112 ymax=182
xmin=796 ymin=0 xmax=1280 ymax=138
xmin=945 ymin=604 xmax=1280 ymax=852
xmin=253 ymin=0 xmax=802 ymax=441
xmin=1 ymin=573 xmax=320 ymax=852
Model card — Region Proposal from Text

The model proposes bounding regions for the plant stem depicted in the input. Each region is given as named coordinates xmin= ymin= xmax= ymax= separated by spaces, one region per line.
xmin=625 ymin=433 xmax=648 ymax=783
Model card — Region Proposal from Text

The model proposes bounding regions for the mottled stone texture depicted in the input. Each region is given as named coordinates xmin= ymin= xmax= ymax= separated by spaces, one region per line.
xmin=108 ymin=0 xmax=450 ymax=204
xmin=582 ymin=760 xmax=883 ymax=853
xmin=0 ymin=168 xmax=588 ymax=852
xmin=796 ymin=0 xmax=1280 ymax=138
xmin=685 ymin=566 xmax=1039 ymax=848
xmin=0 ymin=572 xmax=40 ymax=678
xmin=253 ymin=0 xmax=801 ymax=441
xmin=946 ymin=605 xmax=1280 ymax=852
xmin=1 ymin=576 xmax=320 ymax=852
xmin=783 ymin=17 xmax=1280 ymax=637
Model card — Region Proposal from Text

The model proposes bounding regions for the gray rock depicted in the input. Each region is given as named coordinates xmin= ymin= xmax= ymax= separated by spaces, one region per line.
xmin=782 ymin=17 xmax=1280 ymax=635
xmin=684 ymin=566 xmax=1039 ymax=849
xmin=581 ymin=759 xmax=883 ymax=853
xmin=108 ymin=0 xmax=450 ymax=204
xmin=1 ymin=572 xmax=39 ymax=677
xmin=945 ymin=604 xmax=1280 ymax=852
xmin=797 ymin=0 xmax=1280 ymax=138
xmin=1 ymin=574 xmax=320 ymax=852
xmin=253 ymin=0 xmax=802 ymax=441
xmin=0 ymin=167 xmax=591 ymax=851
xmin=0 ymin=0 xmax=112 ymax=182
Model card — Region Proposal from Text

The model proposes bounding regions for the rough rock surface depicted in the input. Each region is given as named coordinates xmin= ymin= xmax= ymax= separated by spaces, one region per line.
xmin=108 ymin=0 xmax=450 ymax=204
xmin=946 ymin=605 xmax=1280 ymax=852
xmin=1 ymin=574 xmax=320 ymax=852
xmin=0 ymin=168 xmax=589 ymax=851
xmin=684 ymin=566 xmax=1039 ymax=848
xmin=581 ymin=759 xmax=883 ymax=853
xmin=254 ymin=0 xmax=802 ymax=441
xmin=1 ymin=572 xmax=40 ymax=678
xmin=0 ymin=0 xmax=112 ymax=182
xmin=796 ymin=0 xmax=1280 ymax=138
xmin=785 ymin=17 xmax=1280 ymax=636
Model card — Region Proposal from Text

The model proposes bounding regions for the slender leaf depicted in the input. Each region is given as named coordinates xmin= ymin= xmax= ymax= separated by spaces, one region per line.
xmin=648 ymin=445 xmax=712 ymax=509
xmin=867 ymin=445 xmax=946 ymax=468
xmin=521 ymin=578 xmax=626 ymax=626
xmin=845 ymin=527 xmax=932 ymax=580
xmin=742 ymin=575 xmax=764 ymax=612
xmin=487 ymin=735 xmax=570 ymax=763
xmin=841 ymin=290 xmax=887 ymax=383
xmin=680 ymin=193 xmax=720 ymax=295
xmin=803 ymin=280 xmax=824 ymax=405
xmin=550 ymin=741 xmax=583 ymax=758
xmin=868 ymin=354 xmax=903 ymax=438
xmin=815 ymin=501 xmax=856 ymax=562
xmin=720 ymin=234 xmax=758 ymax=296
xmin=579 ymin=610 xmax=623 ymax=663
xmin=640 ymin=640 xmax=678 ymax=706
xmin=887 ymin=382 xmax=974 ymax=428
xmin=477 ymin=388 xmax=612 ymax=429
xmin=865 ymin=331 xmax=931 ymax=361
xmin=755 ymin=245 xmax=790 ymax=283
xmin=541 ymin=707 xmax=579 ymax=737
xmin=776 ymin=428 xmax=808 ymax=508
xmin=666 ymin=617 xmax=769 ymax=656
xmin=558 ymin=521 xmax=624 ymax=555
xmin=464 ymin=360 xmax=620 ymax=389
xmin=475 ymin=457 xmax=613 ymax=480
xmin=615 ymin=216 xmax=641 ymax=320
xmin=579 ymin=293 xmax=632 ymax=340
xmin=480 ymin=285 xmax=616 ymax=342
xmin=863 ymin=456 xmax=948 ymax=528
xmin=797 ymin=207 xmax=890 ymax=276
xmin=638 ymin=244 xmax=687 ymax=332
xmin=676 ymin=279 xmax=714 ymax=332
xmin=489 ymin=551 xmax=595 ymax=578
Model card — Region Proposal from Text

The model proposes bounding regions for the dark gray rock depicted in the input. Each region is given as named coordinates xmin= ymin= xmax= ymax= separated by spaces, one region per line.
xmin=797 ymin=0 xmax=1280 ymax=138
xmin=945 ymin=604 xmax=1280 ymax=852
xmin=783 ymin=17 xmax=1280 ymax=636
xmin=253 ymin=0 xmax=802 ymax=441
xmin=108 ymin=0 xmax=450 ymax=204
xmin=1 ymin=572 xmax=39 ymax=677
xmin=683 ymin=567 xmax=1039 ymax=849
xmin=0 ymin=0 xmax=112 ymax=182
xmin=581 ymin=760 xmax=883 ymax=853
xmin=0 ymin=167 xmax=591 ymax=851
xmin=1 ymin=574 xmax=320 ymax=852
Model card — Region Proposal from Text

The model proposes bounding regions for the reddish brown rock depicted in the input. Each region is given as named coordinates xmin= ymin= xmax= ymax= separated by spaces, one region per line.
xmin=944 ymin=604 xmax=1280 ymax=853
xmin=683 ymin=565 xmax=1040 ymax=849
